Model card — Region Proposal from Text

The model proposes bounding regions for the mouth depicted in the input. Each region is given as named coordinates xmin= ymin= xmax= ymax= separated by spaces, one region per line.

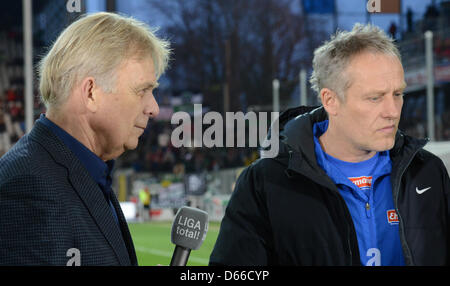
xmin=378 ymin=125 xmax=396 ymax=134
xmin=135 ymin=125 xmax=146 ymax=133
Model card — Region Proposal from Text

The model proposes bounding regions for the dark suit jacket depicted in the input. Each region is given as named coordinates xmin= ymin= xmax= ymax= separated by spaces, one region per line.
xmin=0 ymin=120 xmax=138 ymax=265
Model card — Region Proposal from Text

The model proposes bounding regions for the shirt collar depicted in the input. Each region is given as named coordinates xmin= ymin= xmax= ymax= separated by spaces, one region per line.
xmin=312 ymin=119 xmax=391 ymax=186
xmin=38 ymin=114 xmax=115 ymax=190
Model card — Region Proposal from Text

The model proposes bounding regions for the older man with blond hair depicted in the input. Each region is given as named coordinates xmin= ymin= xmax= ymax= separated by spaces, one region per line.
xmin=0 ymin=12 xmax=170 ymax=265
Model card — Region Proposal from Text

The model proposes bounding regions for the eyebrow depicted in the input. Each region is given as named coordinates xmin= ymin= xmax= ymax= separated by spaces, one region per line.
xmin=133 ymin=81 xmax=159 ymax=92
xmin=363 ymin=82 xmax=407 ymax=97
xmin=396 ymin=82 xmax=407 ymax=92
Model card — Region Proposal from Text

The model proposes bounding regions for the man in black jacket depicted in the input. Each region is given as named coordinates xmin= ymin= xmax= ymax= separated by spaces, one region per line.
xmin=209 ymin=24 xmax=450 ymax=266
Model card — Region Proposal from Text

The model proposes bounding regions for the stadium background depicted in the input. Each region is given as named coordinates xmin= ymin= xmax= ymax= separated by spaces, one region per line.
xmin=0 ymin=0 xmax=449 ymax=265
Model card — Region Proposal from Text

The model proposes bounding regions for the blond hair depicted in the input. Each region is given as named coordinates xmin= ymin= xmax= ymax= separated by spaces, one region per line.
xmin=310 ymin=23 xmax=401 ymax=101
xmin=39 ymin=12 xmax=171 ymax=109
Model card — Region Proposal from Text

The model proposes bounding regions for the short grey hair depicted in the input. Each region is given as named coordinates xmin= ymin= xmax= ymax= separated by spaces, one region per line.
xmin=310 ymin=23 xmax=401 ymax=101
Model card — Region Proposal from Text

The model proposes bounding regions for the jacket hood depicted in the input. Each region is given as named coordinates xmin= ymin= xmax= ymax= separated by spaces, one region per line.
xmin=261 ymin=105 xmax=324 ymax=162
xmin=279 ymin=106 xmax=327 ymax=165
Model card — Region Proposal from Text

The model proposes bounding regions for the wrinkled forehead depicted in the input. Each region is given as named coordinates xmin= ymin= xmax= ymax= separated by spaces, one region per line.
xmin=344 ymin=51 xmax=405 ymax=92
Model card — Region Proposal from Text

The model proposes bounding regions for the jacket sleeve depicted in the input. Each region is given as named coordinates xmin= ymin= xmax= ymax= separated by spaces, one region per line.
xmin=209 ymin=164 xmax=273 ymax=266
xmin=0 ymin=175 xmax=71 ymax=265
xmin=444 ymin=166 xmax=450 ymax=266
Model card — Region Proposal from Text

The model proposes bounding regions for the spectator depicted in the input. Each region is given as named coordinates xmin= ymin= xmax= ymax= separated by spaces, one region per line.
xmin=389 ymin=22 xmax=397 ymax=40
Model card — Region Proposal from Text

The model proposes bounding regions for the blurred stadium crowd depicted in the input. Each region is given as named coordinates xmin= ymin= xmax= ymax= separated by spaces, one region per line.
xmin=119 ymin=120 xmax=260 ymax=174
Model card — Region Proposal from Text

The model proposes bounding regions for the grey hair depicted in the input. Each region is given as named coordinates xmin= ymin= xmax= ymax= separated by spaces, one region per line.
xmin=310 ymin=23 xmax=401 ymax=101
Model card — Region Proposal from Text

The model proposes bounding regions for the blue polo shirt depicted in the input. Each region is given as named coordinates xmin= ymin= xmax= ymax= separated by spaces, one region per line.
xmin=39 ymin=114 xmax=119 ymax=225
xmin=313 ymin=120 xmax=405 ymax=266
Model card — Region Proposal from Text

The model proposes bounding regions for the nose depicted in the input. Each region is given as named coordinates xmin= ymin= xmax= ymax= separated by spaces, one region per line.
xmin=144 ymin=94 xmax=160 ymax=119
xmin=381 ymin=94 xmax=402 ymax=120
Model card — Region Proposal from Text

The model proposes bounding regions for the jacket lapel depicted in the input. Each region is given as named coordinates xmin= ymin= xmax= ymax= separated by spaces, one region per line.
xmin=67 ymin=169 xmax=132 ymax=266
xmin=30 ymin=121 xmax=132 ymax=265
xmin=109 ymin=191 xmax=138 ymax=265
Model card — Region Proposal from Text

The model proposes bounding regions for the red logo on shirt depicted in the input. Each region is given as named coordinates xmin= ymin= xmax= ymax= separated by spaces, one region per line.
xmin=387 ymin=209 xmax=399 ymax=225
xmin=348 ymin=176 xmax=373 ymax=190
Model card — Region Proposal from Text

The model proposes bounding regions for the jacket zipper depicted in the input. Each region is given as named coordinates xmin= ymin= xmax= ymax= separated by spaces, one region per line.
xmin=393 ymin=147 xmax=422 ymax=266
xmin=347 ymin=228 xmax=353 ymax=265
xmin=333 ymin=190 xmax=357 ymax=265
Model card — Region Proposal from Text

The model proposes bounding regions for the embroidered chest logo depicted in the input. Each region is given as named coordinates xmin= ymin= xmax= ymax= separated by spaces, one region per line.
xmin=348 ymin=176 xmax=373 ymax=190
xmin=386 ymin=209 xmax=399 ymax=225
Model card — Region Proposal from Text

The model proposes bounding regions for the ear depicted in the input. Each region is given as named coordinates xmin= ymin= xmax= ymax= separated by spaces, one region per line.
xmin=320 ymin=88 xmax=340 ymax=116
xmin=79 ymin=77 xmax=99 ymax=113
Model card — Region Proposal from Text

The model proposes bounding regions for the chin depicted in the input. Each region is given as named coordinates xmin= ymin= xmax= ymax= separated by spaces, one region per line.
xmin=373 ymin=139 xmax=396 ymax=152
xmin=125 ymin=141 xmax=139 ymax=151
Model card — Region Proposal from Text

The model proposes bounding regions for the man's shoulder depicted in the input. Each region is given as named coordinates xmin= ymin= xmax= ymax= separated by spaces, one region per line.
xmin=416 ymin=147 xmax=440 ymax=161
xmin=415 ymin=147 xmax=448 ymax=173
xmin=233 ymin=156 xmax=290 ymax=194
xmin=243 ymin=155 xmax=288 ymax=177
xmin=0 ymin=134 xmax=61 ymax=182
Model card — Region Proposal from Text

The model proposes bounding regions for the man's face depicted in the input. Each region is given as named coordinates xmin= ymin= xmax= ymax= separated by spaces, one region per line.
xmin=93 ymin=56 xmax=159 ymax=160
xmin=333 ymin=51 xmax=406 ymax=155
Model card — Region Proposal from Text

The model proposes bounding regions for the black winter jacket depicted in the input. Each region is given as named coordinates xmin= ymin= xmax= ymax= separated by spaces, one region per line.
xmin=209 ymin=106 xmax=450 ymax=266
